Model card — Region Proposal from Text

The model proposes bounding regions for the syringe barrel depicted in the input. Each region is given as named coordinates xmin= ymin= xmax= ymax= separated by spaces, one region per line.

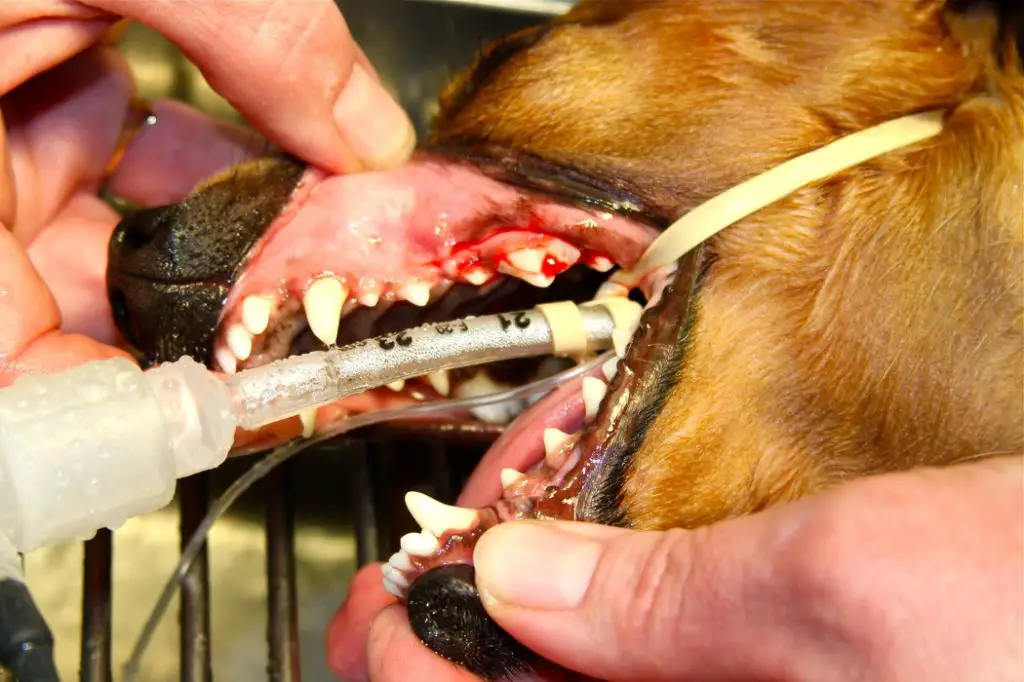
xmin=227 ymin=305 xmax=618 ymax=430
xmin=0 ymin=356 xmax=235 ymax=554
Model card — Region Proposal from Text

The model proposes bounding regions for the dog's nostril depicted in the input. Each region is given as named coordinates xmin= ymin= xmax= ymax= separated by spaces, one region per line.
xmin=113 ymin=208 xmax=171 ymax=251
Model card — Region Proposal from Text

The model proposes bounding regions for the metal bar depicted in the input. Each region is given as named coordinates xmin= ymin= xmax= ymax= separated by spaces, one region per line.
xmin=80 ymin=530 xmax=112 ymax=682
xmin=266 ymin=461 xmax=300 ymax=682
xmin=178 ymin=475 xmax=213 ymax=682
xmin=349 ymin=444 xmax=381 ymax=567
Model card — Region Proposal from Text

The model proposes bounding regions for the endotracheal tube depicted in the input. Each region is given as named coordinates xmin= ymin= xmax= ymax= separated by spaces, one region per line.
xmin=0 ymin=298 xmax=639 ymax=681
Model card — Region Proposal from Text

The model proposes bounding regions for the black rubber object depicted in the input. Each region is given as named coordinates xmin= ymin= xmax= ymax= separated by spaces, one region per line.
xmin=406 ymin=564 xmax=537 ymax=681
xmin=0 ymin=579 xmax=60 ymax=682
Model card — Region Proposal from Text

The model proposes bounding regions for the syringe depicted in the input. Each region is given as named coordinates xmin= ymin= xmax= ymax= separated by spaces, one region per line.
xmin=0 ymin=298 xmax=640 ymax=556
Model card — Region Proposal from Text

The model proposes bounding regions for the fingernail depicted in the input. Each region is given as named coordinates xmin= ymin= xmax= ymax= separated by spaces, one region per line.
xmin=333 ymin=63 xmax=416 ymax=170
xmin=474 ymin=522 xmax=603 ymax=610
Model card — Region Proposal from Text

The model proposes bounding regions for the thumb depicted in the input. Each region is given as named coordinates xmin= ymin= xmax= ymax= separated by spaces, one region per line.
xmin=473 ymin=519 xmax=771 ymax=682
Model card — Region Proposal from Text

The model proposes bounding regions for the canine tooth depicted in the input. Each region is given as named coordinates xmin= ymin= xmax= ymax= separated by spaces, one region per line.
xmin=298 ymin=409 xmax=316 ymax=438
xmin=382 ymin=578 xmax=403 ymax=598
xmin=226 ymin=324 xmax=252 ymax=361
xmin=500 ymin=468 xmax=525 ymax=488
xmin=389 ymin=551 xmax=413 ymax=572
xmin=595 ymin=281 xmax=631 ymax=300
xmin=400 ymin=530 xmax=439 ymax=557
xmin=303 ymin=277 xmax=347 ymax=346
xmin=612 ymin=328 xmax=632 ymax=357
xmin=241 ymin=295 xmax=273 ymax=334
xmin=382 ymin=564 xmax=410 ymax=588
xmin=387 ymin=379 xmax=406 ymax=391
xmin=589 ymin=255 xmax=615 ymax=272
xmin=463 ymin=268 xmax=492 ymax=286
xmin=399 ymin=282 xmax=431 ymax=307
xmin=582 ymin=377 xmax=607 ymax=420
xmin=214 ymin=347 xmax=237 ymax=374
xmin=405 ymin=491 xmax=479 ymax=537
xmin=603 ymin=358 xmax=619 ymax=380
xmin=426 ymin=370 xmax=450 ymax=397
xmin=543 ymin=427 xmax=572 ymax=458
xmin=506 ymin=248 xmax=544 ymax=274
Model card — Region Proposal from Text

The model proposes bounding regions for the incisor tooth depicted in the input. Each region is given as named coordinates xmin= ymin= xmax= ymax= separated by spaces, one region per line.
xmin=506 ymin=248 xmax=544 ymax=274
xmin=404 ymin=491 xmax=479 ymax=537
xmin=589 ymin=255 xmax=615 ymax=272
xmin=388 ymin=551 xmax=413 ymax=572
xmin=226 ymin=324 xmax=252 ymax=361
xmin=500 ymin=468 xmax=524 ymax=489
xmin=399 ymin=530 xmax=438 ymax=557
xmin=382 ymin=579 xmax=403 ymax=598
xmin=426 ymin=370 xmax=450 ymax=396
xmin=612 ymin=328 xmax=632 ymax=357
xmin=303 ymin=278 xmax=347 ymax=346
xmin=214 ymin=347 xmax=236 ymax=374
xmin=464 ymin=268 xmax=492 ymax=286
xmin=582 ymin=376 xmax=607 ymax=420
xmin=358 ymin=289 xmax=380 ymax=307
xmin=298 ymin=409 xmax=316 ymax=438
xmin=387 ymin=380 xmax=406 ymax=391
xmin=603 ymin=357 xmax=619 ymax=381
xmin=543 ymin=427 xmax=572 ymax=458
xmin=241 ymin=295 xmax=273 ymax=335
xmin=399 ymin=282 xmax=431 ymax=307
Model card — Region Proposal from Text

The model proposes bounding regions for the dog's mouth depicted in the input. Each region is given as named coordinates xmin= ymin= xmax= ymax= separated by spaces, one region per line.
xmin=105 ymin=146 xmax=697 ymax=612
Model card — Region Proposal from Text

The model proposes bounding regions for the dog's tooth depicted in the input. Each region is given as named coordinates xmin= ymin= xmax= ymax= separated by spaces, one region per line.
xmin=595 ymin=281 xmax=631 ymax=300
xmin=426 ymin=370 xmax=450 ymax=397
xmin=404 ymin=491 xmax=479 ymax=537
xmin=588 ymin=255 xmax=615 ymax=273
xmin=358 ymin=289 xmax=380 ymax=307
xmin=382 ymin=564 xmax=410 ymax=589
xmin=500 ymin=468 xmax=525 ymax=489
xmin=241 ymin=295 xmax=273 ymax=335
xmin=612 ymin=328 xmax=633 ymax=357
xmin=470 ymin=403 xmax=522 ymax=424
xmin=521 ymin=272 xmax=555 ymax=288
xmin=225 ymin=324 xmax=253 ymax=361
xmin=298 ymin=409 xmax=316 ymax=438
xmin=303 ymin=277 xmax=347 ymax=346
xmin=382 ymin=578 xmax=403 ymax=598
xmin=214 ymin=347 xmax=237 ymax=374
xmin=400 ymin=530 xmax=439 ymax=557
xmin=463 ymin=268 xmax=493 ymax=286
xmin=506 ymin=248 xmax=544 ymax=274
xmin=399 ymin=281 xmax=431 ymax=307
xmin=386 ymin=379 xmax=406 ymax=391
xmin=582 ymin=376 xmax=607 ymax=420
xmin=388 ymin=551 xmax=413 ymax=572
xmin=543 ymin=427 xmax=572 ymax=459
xmin=603 ymin=357 xmax=620 ymax=381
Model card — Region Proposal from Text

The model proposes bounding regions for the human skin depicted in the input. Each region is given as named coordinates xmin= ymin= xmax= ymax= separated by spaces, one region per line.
xmin=0 ymin=0 xmax=415 ymax=385
xmin=335 ymin=455 xmax=1024 ymax=681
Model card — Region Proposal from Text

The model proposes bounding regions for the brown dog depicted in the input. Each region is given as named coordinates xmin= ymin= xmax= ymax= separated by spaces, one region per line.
xmin=106 ymin=0 xmax=1022 ymax=678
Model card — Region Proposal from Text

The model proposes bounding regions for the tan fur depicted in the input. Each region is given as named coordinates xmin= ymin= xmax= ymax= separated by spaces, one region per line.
xmin=432 ymin=0 xmax=1024 ymax=529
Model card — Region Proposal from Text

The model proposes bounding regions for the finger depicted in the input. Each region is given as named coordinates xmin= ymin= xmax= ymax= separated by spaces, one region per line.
xmin=83 ymin=0 xmax=416 ymax=173
xmin=0 ymin=16 xmax=113 ymax=94
xmin=326 ymin=563 xmax=397 ymax=681
xmin=366 ymin=606 xmax=483 ymax=682
xmin=3 ymin=45 xmax=133 ymax=241
xmin=473 ymin=518 xmax=786 ymax=682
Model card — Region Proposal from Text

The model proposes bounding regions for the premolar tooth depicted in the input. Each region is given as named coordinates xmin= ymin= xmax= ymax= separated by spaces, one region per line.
xmin=426 ymin=371 xmax=450 ymax=396
xmin=241 ymin=295 xmax=273 ymax=335
xmin=226 ymin=324 xmax=253 ymax=361
xmin=603 ymin=358 xmax=619 ymax=381
xmin=214 ymin=347 xmax=236 ymax=374
xmin=303 ymin=277 xmax=347 ymax=346
xmin=387 ymin=379 xmax=406 ymax=391
xmin=500 ymin=468 xmax=524 ymax=489
xmin=404 ymin=491 xmax=479 ymax=537
xmin=582 ymin=377 xmax=607 ymax=420
xmin=298 ymin=409 xmax=316 ymax=438
xmin=612 ymin=328 xmax=632 ymax=357
xmin=463 ymin=268 xmax=492 ymax=286
xmin=400 ymin=530 xmax=439 ymax=557
xmin=543 ymin=427 xmax=572 ymax=459
xmin=506 ymin=248 xmax=544 ymax=274
xmin=388 ymin=551 xmax=413 ymax=572
xmin=399 ymin=281 xmax=431 ymax=307
xmin=595 ymin=281 xmax=631 ymax=300
xmin=589 ymin=255 xmax=615 ymax=273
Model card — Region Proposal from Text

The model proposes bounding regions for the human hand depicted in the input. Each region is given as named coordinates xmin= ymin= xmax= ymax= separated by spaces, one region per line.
xmin=0 ymin=0 xmax=415 ymax=386
xmin=329 ymin=455 xmax=1024 ymax=681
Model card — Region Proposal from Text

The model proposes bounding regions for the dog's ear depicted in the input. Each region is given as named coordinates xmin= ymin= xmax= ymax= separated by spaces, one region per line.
xmin=946 ymin=0 xmax=1022 ymax=67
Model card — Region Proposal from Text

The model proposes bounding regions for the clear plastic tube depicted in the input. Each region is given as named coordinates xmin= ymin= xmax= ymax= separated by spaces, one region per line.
xmin=121 ymin=351 xmax=611 ymax=682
